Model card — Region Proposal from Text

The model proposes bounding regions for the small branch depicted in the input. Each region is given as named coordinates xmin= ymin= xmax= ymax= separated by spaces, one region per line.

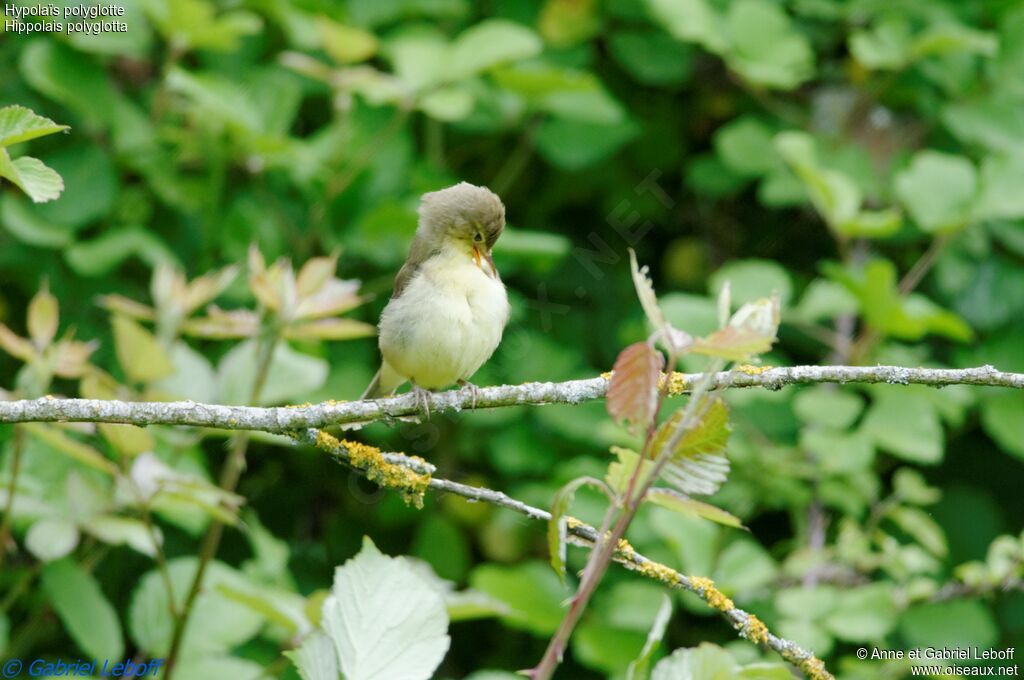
xmin=0 ymin=365 xmax=1020 ymax=433
xmin=305 ymin=429 xmax=833 ymax=680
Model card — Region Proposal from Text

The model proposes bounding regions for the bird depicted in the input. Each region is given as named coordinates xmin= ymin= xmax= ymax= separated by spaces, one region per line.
xmin=362 ymin=182 xmax=510 ymax=414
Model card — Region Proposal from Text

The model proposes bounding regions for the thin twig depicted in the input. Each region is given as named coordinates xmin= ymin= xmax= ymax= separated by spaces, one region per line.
xmin=303 ymin=429 xmax=834 ymax=680
xmin=0 ymin=365 xmax=1020 ymax=433
xmin=0 ymin=425 xmax=25 ymax=568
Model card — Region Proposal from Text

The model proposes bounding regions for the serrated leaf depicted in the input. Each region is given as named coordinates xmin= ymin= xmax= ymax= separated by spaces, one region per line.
xmin=629 ymin=249 xmax=667 ymax=330
xmin=607 ymin=342 xmax=664 ymax=431
xmin=691 ymin=296 xmax=779 ymax=361
xmin=646 ymin=488 xmax=742 ymax=528
xmin=606 ymin=446 xmax=655 ymax=497
xmin=548 ymin=476 xmax=610 ymax=584
xmin=287 ymin=631 xmax=339 ymax=680
xmin=112 ymin=315 xmax=175 ymax=383
xmin=322 ymin=537 xmax=450 ymax=680
xmin=0 ymin=105 xmax=69 ymax=147
xmin=0 ymin=151 xmax=65 ymax=203
xmin=652 ymin=399 xmax=731 ymax=496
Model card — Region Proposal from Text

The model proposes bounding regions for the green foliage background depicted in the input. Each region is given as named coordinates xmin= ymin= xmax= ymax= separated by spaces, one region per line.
xmin=1 ymin=0 xmax=1024 ymax=677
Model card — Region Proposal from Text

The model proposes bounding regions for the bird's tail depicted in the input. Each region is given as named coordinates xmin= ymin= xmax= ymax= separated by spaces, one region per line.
xmin=361 ymin=361 xmax=406 ymax=400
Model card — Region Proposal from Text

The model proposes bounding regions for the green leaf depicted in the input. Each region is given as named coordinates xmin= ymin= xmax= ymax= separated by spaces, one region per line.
xmin=606 ymin=446 xmax=656 ymax=497
xmin=419 ymin=85 xmax=475 ymax=122
xmin=536 ymin=117 xmax=638 ymax=170
xmin=447 ymin=19 xmax=543 ymax=80
xmin=793 ymin=386 xmax=864 ymax=429
xmin=900 ymin=600 xmax=998 ymax=648
xmin=42 ymin=559 xmax=124 ymax=659
xmin=27 ymin=283 xmax=59 ymax=348
xmin=34 ymin=144 xmax=118 ymax=227
xmin=0 ymin=194 xmax=74 ymax=247
xmin=886 ymin=506 xmax=948 ymax=557
xmin=793 ymin=279 xmax=859 ymax=322
xmin=652 ymin=643 xmax=737 ymax=680
xmin=26 ymin=518 xmax=80 ymax=562
xmin=65 ymin=227 xmax=174 ymax=277
xmin=112 ymin=315 xmax=175 ymax=384
xmin=709 ymin=259 xmax=793 ymax=306
xmin=610 ymin=30 xmax=693 ymax=86
xmin=894 ymin=150 xmax=977 ymax=233
xmin=217 ymin=339 xmax=328 ymax=405
xmin=713 ymin=117 xmax=778 ymax=177
xmin=19 ymin=41 xmax=118 ymax=125
xmin=975 ymin=154 xmax=1024 ymax=220
xmin=548 ymin=476 xmax=609 ymax=583
xmin=823 ymin=583 xmax=898 ymax=642
xmin=129 ymin=558 xmax=264 ymax=655
xmin=776 ymin=131 xmax=861 ymax=229
xmin=980 ymin=391 xmax=1024 ymax=459
xmin=316 ymin=18 xmax=378 ymax=64
xmin=714 ymin=539 xmax=778 ymax=593
xmin=645 ymin=0 xmax=729 ymax=54
xmin=286 ymin=632 xmax=339 ymax=680
xmin=653 ymin=399 xmax=731 ymax=496
xmin=850 ymin=18 xmax=911 ymax=69
xmin=691 ymin=296 xmax=780 ymax=361
xmin=800 ymin=428 xmax=875 ymax=473
xmin=85 ymin=516 xmax=160 ymax=557
xmin=862 ymin=388 xmax=943 ymax=463
xmin=0 ymin=151 xmax=64 ymax=203
xmin=322 ymin=537 xmax=449 ymax=680
xmin=470 ymin=561 xmax=569 ymax=635
xmin=0 ymin=105 xmax=69 ymax=147
xmin=626 ymin=595 xmax=672 ymax=680
xmin=646 ymin=488 xmax=742 ymax=528
xmin=724 ymin=0 xmax=814 ymax=90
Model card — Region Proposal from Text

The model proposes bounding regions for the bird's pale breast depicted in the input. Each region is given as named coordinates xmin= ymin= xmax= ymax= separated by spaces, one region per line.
xmin=378 ymin=249 xmax=509 ymax=389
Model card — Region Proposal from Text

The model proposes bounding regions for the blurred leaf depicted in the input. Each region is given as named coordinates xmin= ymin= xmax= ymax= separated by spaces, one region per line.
xmin=218 ymin=340 xmax=328 ymax=405
xmin=448 ymin=19 xmax=543 ymax=80
xmin=321 ymin=537 xmax=449 ymax=680
xmin=709 ymin=259 xmax=792 ymax=307
xmin=887 ymin=506 xmax=948 ymax=557
xmin=862 ymin=388 xmax=943 ymax=464
xmin=85 ymin=515 xmax=161 ymax=557
xmin=822 ymin=583 xmax=897 ymax=642
xmin=610 ymin=30 xmax=693 ymax=86
xmin=27 ymin=283 xmax=59 ymax=348
xmin=625 ymin=595 xmax=672 ymax=680
xmin=713 ymin=117 xmax=777 ymax=177
xmin=724 ymin=0 xmax=814 ymax=90
xmin=646 ymin=0 xmax=729 ymax=53
xmin=470 ymin=561 xmax=569 ymax=635
xmin=26 ymin=517 xmax=79 ymax=562
xmin=646 ymin=488 xmax=742 ymax=528
xmin=691 ymin=296 xmax=780 ymax=361
xmin=536 ymin=117 xmax=638 ymax=170
xmin=793 ymin=386 xmax=863 ymax=429
xmin=980 ymin=391 xmax=1024 ymax=460
xmin=894 ymin=151 xmax=977 ymax=233
xmin=112 ymin=315 xmax=175 ymax=384
xmin=0 ymin=194 xmax=74 ymax=247
xmin=141 ymin=0 xmax=262 ymax=52
xmin=652 ymin=643 xmax=735 ymax=679
xmin=23 ymin=423 xmax=118 ymax=476
xmin=42 ymin=558 xmax=124 ymax=659
xmin=34 ymin=144 xmax=118 ymax=227
xmin=19 ymin=41 xmax=117 ymax=124
xmin=317 ymin=18 xmax=378 ymax=64
xmin=975 ymin=154 xmax=1024 ymax=220
xmin=900 ymin=599 xmax=998 ymax=648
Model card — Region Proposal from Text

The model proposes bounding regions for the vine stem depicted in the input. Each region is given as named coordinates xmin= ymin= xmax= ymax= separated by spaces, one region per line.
xmin=0 ymin=425 xmax=25 ymax=569
xmin=164 ymin=334 xmax=278 ymax=678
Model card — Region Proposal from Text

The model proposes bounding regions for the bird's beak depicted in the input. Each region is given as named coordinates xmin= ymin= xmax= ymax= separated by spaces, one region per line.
xmin=472 ymin=246 xmax=497 ymax=278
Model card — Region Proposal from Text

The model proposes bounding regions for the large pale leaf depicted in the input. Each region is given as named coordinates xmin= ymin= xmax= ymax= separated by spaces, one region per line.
xmin=286 ymin=631 xmax=339 ymax=680
xmin=646 ymin=488 xmax=742 ymax=528
xmin=112 ymin=315 xmax=175 ymax=383
xmin=447 ymin=19 xmax=543 ymax=80
xmin=0 ymin=151 xmax=65 ymax=203
xmin=42 ymin=558 xmax=124 ymax=659
xmin=691 ymin=296 xmax=779 ymax=361
xmin=322 ymin=537 xmax=450 ymax=680
xmin=626 ymin=595 xmax=672 ymax=680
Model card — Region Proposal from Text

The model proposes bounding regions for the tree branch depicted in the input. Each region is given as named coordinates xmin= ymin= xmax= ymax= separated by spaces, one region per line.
xmin=1 ymin=365 xmax=1020 ymax=432
xmin=301 ymin=428 xmax=834 ymax=680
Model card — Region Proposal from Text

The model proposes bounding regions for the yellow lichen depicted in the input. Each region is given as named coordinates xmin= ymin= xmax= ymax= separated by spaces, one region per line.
xmin=655 ymin=372 xmax=689 ymax=395
xmin=742 ymin=614 xmax=769 ymax=644
xmin=312 ymin=431 xmax=430 ymax=508
xmin=799 ymin=656 xmax=832 ymax=680
xmin=600 ymin=371 xmax=613 ymax=381
xmin=689 ymin=576 xmax=735 ymax=611
xmin=635 ymin=559 xmax=682 ymax=586
xmin=736 ymin=364 xmax=773 ymax=375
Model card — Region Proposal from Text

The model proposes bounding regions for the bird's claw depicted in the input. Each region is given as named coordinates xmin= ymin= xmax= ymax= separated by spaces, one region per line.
xmin=411 ymin=383 xmax=434 ymax=419
xmin=457 ymin=380 xmax=481 ymax=409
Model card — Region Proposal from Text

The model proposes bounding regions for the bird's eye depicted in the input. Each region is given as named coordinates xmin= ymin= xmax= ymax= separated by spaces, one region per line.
xmin=473 ymin=232 xmax=484 ymax=243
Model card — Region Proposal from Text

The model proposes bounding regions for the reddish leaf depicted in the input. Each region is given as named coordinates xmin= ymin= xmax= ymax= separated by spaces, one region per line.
xmin=607 ymin=342 xmax=664 ymax=431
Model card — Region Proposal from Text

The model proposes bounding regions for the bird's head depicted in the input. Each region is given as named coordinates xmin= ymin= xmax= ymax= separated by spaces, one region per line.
xmin=418 ymin=182 xmax=505 ymax=276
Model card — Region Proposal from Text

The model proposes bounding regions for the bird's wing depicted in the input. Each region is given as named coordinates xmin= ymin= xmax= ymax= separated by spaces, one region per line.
xmin=391 ymin=235 xmax=437 ymax=298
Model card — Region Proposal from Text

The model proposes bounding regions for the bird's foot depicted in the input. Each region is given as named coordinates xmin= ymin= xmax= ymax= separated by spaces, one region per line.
xmin=410 ymin=383 xmax=435 ymax=419
xmin=457 ymin=379 xmax=482 ymax=409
